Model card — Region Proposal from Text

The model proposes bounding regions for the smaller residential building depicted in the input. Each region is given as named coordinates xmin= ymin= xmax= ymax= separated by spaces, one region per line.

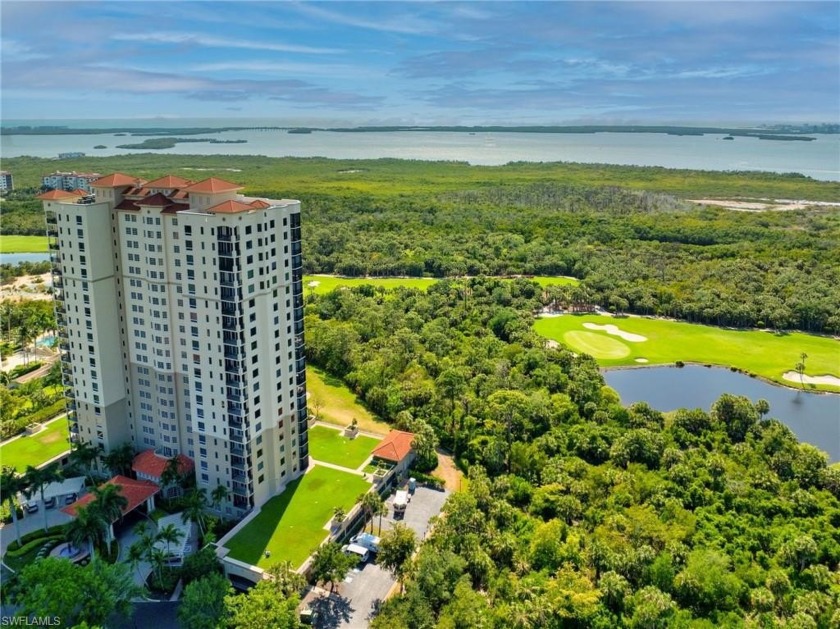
xmin=132 ymin=450 xmax=195 ymax=498
xmin=57 ymin=152 xmax=86 ymax=159
xmin=41 ymin=171 xmax=102 ymax=192
xmin=0 ymin=171 xmax=13 ymax=192
xmin=371 ymin=430 xmax=415 ymax=477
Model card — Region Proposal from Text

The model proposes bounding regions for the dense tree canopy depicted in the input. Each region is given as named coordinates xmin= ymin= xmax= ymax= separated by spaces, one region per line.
xmin=303 ymin=279 xmax=838 ymax=627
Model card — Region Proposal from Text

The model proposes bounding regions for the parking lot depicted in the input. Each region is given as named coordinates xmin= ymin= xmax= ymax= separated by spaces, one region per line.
xmin=303 ymin=485 xmax=450 ymax=629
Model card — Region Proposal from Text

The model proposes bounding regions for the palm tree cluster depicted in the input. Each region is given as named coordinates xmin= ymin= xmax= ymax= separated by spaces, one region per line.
xmin=128 ymin=520 xmax=185 ymax=587
xmin=65 ymin=483 xmax=128 ymax=556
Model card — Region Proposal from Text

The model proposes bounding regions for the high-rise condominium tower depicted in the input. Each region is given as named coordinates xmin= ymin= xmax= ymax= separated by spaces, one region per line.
xmin=40 ymin=174 xmax=308 ymax=516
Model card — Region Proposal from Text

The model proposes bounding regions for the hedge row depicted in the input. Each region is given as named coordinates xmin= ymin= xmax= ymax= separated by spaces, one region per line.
xmin=5 ymin=523 xmax=67 ymax=552
xmin=6 ymin=361 xmax=43 ymax=380
xmin=0 ymin=399 xmax=66 ymax=440
xmin=5 ymin=534 xmax=65 ymax=558
xmin=408 ymin=470 xmax=446 ymax=490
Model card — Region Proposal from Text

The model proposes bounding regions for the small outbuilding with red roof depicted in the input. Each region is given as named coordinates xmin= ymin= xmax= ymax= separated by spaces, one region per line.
xmin=371 ymin=430 xmax=416 ymax=476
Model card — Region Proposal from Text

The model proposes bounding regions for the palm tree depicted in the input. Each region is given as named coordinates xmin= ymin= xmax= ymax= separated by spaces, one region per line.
xmin=181 ymin=487 xmax=209 ymax=537
xmin=210 ymin=483 xmax=230 ymax=516
xmin=156 ymin=523 xmax=184 ymax=558
xmin=148 ymin=546 xmax=168 ymax=585
xmin=266 ymin=560 xmax=306 ymax=598
xmin=66 ymin=504 xmax=107 ymax=556
xmin=102 ymin=443 xmax=135 ymax=476
xmin=359 ymin=491 xmax=385 ymax=533
xmin=23 ymin=463 xmax=62 ymax=532
xmin=373 ymin=496 xmax=388 ymax=535
xmin=159 ymin=456 xmax=183 ymax=497
xmin=89 ymin=483 xmax=128 ymax=546
xmin=69 ymin=440 xmax=101 ymax=483
xmin=126 ymin=540 xmax=146 ymax=582
xmin=0 ymin=466 xmax=26 ymax=546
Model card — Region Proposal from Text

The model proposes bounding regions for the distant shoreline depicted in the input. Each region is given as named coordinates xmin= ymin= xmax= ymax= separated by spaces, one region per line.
xmin=0 ymin=124 xmax=828 ymax=142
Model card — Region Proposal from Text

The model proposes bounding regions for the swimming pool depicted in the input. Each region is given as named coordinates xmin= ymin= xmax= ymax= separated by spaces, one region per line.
xmin=35 ymin=335 xmax=57 ymax=348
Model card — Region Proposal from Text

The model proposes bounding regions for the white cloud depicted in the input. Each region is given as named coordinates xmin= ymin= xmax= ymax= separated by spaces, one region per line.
xmin=111 ymin=32 xmax=342 ymax=55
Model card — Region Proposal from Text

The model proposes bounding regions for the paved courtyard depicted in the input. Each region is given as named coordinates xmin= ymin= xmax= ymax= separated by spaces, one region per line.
xmin=302 ymin=485 xmax=450 ymax=629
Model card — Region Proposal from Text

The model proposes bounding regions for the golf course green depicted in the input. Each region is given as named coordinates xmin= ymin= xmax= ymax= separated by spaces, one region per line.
xmin=535 ymin=314 xmax=840 ymax=392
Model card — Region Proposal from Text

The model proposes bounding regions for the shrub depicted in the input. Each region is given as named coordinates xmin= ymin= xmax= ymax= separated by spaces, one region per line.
xmin=5 ymin=524 xmax=67 ymax=552
xmin=408 ymin=471 xmax=446 ymax=490
xmin=8 ymin=362 xmax=43 ymax=379
xmin=5 ymin=534 xmax=65 ymax=558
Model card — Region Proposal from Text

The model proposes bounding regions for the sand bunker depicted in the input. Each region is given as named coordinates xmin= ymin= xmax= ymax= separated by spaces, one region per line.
xmin=782 ymin=371 xmax=840 ymax=387
xmin=583 ymin=322 xmax=647 ymax=343
xmin=635 ymin=358 xmax=649 ymax=363
xmin=307 ymin=280 xmax=321 ymax=288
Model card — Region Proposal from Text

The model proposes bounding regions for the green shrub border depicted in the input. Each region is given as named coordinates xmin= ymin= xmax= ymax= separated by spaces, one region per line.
xmin=5 ymin=534 xmax=65 ymax=558
xmin=5 ymin=523 xmax=67 ymax=553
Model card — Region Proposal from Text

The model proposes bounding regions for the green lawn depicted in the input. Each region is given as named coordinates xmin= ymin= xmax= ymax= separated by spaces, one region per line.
xmin=308 ymin=425 xmax=381 ymax=469
xmin=0 ymin=235 xmax=49 ymax=254
xmin=534 ymin=314 xmax=840 ymax=392
xmin=307 ymin=366 xmax=388 ymax=435
xmin=0 ymin=417 xmax=71 ymax=471
xmin=304 ymin=275 xmax=437 ymax=294
xmin=224 ymin=465 xmax=371 ymax=569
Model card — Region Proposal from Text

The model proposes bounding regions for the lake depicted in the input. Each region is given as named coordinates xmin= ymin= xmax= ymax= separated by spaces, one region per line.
xmin=604 ymin=365 xmax=840 ymax=461
xmin=1 ymin=121 xmax=838 ymax=180
xmin=0 ymin=253 xmax=51 ymax=265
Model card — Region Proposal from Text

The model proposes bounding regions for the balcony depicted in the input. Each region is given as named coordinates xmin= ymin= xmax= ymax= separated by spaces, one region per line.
xmin=48 ymin=242 xmax=59 ymax=251
xmin=220 ymin=273 xmax=241 ymax=288
xmin=229 ymin=443 xmax=249 ymax=457
xmin=221 ymin=302 xmax=239 ymax=316
xmin=223 ymin=346 xmax=242 ymax=359
xmin=53 ymin=277 xmax=64 ymax=289
xmin=45 ymin=215 xmax=57 ymax=225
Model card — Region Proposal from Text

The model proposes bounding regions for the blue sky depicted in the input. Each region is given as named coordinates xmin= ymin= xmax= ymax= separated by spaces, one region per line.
xmin=2 ymin=1 xmax=837 ymax=125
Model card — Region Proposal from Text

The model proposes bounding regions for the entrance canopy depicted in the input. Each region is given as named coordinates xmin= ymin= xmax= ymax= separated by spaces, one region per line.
xmin=61 ymin=475 xmax=159 ymax=519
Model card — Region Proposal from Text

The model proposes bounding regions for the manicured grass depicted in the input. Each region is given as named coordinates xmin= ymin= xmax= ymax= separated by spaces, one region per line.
xmin=530 ymin=276 xmax=580 ymax=287
xmin=307 ymin=366 xmax=388 ymax=435
xmin=304 ymin=275 xmax=437 ymax=294
xmin=0 ymin=417 xmax=71 ymax=472
xmin=534 ymin=314 xmax=840 ymax=392
xmin=564 ymin=330 xmax=631 ymax=359
xmin=0 ymin=235 xmax=49 ymax=253
xmin=224 ymin=465 xmax=370 ymax=569
xmin=307 ymin=425 xmax=381 ymax=469
xmin=303 ymin=274 xmax=578 ymax=295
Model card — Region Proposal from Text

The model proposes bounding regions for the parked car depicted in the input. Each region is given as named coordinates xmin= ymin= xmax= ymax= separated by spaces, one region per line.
xmin=25 ymin=502 xmax=39 ymax=514
xmin=341 ymin=543 xmax=370 ymax=564
xmin=44 ymin=497 xmax=56 ymax=509
xmin=350 ymin=532 xmax=381 ymax=554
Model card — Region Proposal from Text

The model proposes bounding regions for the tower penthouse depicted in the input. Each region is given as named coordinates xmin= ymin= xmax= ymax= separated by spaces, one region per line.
xmin=39 ymin=174 xmax=308 ymax=516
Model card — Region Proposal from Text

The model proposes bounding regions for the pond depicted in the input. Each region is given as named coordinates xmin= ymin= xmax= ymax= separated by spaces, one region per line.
xmin=604 ymin=365 xmax=840 ymax=461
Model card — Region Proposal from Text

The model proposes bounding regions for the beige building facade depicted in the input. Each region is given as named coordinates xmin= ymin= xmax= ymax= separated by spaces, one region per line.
xmin=40 ymin=174 xmax=309 ymax=516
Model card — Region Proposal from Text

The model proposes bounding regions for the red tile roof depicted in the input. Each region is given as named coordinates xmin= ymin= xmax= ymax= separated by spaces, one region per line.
xmin=249 ymin=199 xmax=271 ymax=209
xmin=371 ymin=430 xmax=415 ymax=463
xmin=61 ymin=475 xmax=159 ymax=519
xmin=114 ymin=199 xmax=140 ymax=211
xmin=132 ymin=450 xmax=194 ymax=479
xmin=91 ymin=173 xmax=145 ymax=188
xmin=136 ymin=192 xmax=172 ymax=207
xmin=183 ymin=177 xmax=243 ymax=194
xmin=36 ymin=189 xmax=83 ymax=200
xmin=206 ymin=200 xmax=255 ymax=214
xmin=160 ymin=202 xmax=190 ymax=214
xmin=145 ymin=175 xmax=194 ymax=189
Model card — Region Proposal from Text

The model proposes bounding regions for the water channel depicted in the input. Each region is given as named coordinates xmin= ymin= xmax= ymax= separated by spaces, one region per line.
xmin=604 ymin=365 xmax=840 ymax=461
